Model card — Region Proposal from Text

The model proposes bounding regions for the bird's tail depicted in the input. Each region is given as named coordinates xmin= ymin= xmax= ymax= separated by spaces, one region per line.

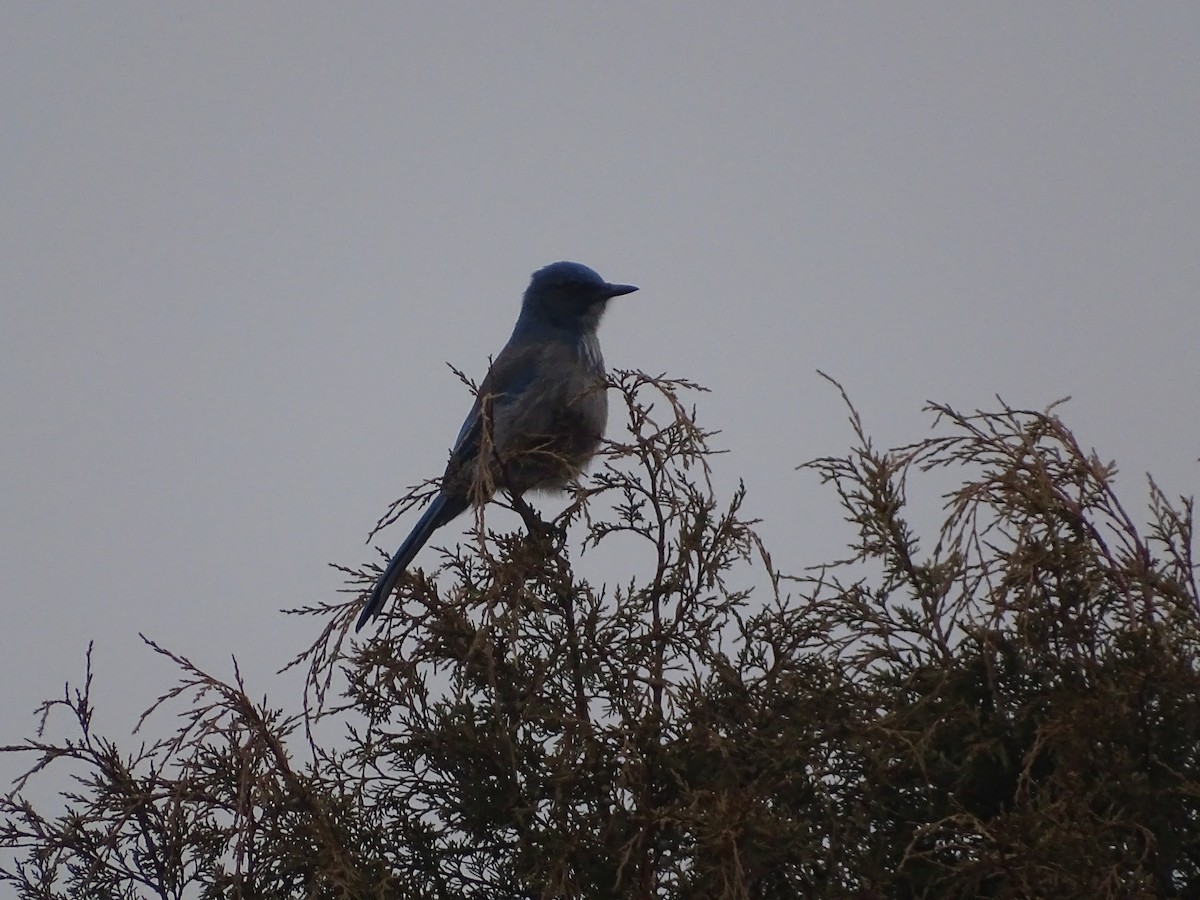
xmin=356 ymin=492 xmax=467 ymax=631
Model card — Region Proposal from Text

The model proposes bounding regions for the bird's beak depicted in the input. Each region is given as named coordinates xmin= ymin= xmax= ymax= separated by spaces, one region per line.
xmin=605 ymin=283 xmax=639 ymax=298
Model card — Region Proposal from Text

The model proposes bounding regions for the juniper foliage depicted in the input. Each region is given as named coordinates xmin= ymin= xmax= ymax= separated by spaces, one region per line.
xmin=3 ymin=372 xmax=1198 ymax=898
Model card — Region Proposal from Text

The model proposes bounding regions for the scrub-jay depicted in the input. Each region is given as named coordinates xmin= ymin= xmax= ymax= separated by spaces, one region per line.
xmin=356 ymin=261 xmax=637 ymax=631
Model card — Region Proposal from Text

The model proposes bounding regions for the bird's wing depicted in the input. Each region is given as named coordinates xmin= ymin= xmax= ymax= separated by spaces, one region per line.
xmin=446 ymin=341 xmax=544 ymax=469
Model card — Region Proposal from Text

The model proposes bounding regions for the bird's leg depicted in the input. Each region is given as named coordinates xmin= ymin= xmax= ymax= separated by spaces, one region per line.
xmin=509 ymin=492 xmax=546 ymax=533
xmin=508 ymin=493 xmax=567 ymax=547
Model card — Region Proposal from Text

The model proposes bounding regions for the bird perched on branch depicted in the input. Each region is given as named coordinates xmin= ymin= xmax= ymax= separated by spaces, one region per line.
xmin=356 ymin=261 xmax=638 ymax=631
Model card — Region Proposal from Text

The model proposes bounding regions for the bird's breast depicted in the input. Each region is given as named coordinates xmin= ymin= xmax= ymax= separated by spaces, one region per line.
xmin=577 ymin=333 xmax=605 ymax=374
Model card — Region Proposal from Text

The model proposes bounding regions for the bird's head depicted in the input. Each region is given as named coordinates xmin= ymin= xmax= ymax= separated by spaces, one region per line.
xmin=521 ymin=261 xmax=638 ymax=332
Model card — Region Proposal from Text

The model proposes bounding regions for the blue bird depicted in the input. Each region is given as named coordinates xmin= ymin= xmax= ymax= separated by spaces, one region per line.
xmin=357 ymin=261 xmax=637 ymax=631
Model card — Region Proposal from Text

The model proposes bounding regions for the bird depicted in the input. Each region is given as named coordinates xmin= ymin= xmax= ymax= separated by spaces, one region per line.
xmin=356 ymin=261 xmax=638 ymax=631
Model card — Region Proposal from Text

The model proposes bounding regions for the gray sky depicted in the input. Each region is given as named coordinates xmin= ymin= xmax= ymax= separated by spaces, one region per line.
xmin=3 ymin=5 xmax=1198 ymax=790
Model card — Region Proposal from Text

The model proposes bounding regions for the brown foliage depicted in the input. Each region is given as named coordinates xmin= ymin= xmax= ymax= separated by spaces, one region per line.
xmin=3 ymin=372 xmax=1198 ymax=898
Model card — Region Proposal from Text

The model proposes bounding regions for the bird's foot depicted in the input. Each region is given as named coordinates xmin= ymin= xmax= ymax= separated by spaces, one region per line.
xmin=509 ymin=494 xmax=567 ymax=549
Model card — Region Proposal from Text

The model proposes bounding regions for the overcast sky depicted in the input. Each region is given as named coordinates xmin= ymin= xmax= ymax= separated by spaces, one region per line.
xmin=3 ymin=5 xmax=1198 ymax=792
